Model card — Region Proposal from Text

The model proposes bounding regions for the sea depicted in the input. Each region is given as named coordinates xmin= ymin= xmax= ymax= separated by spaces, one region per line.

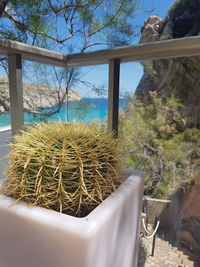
xmin=0 ymin=98 xmax=126 ymax=127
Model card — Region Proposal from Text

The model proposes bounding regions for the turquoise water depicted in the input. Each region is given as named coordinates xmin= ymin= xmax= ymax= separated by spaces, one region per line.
xmin=0 ymin=98 xmax=126 ymax=127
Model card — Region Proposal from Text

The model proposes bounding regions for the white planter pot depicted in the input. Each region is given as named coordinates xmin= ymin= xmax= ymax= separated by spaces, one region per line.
xmin=0 ymin=170 xmax=144 ymax=267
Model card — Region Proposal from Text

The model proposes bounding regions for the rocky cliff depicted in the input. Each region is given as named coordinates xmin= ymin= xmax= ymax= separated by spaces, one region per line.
xmin=180 ymin=173 xmax=200 ymax=260
xmin=135 ymin=0 xmax=200 ymax=127
xmin=0 ymin=76 xmax=81 ymax=113
xmin=135 ymin=1 xmax=200 ymax=258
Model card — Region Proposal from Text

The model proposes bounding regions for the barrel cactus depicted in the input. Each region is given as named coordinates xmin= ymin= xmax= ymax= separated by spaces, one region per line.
xmin=2 ymin=122 xmax=122 ymax=217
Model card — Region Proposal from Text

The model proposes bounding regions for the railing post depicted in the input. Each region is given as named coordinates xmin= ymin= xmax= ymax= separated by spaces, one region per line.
xmin=151 ymin=217 xmax=159 ymax=257
xmin=8 ymin=54 xmax=24 ymax=136
xmin=108 ymin=58 xmax=120 ymax=136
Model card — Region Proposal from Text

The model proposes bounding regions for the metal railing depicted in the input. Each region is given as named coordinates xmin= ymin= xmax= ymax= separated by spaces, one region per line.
xmin=0 ymin=36 xmax=200 ymax=135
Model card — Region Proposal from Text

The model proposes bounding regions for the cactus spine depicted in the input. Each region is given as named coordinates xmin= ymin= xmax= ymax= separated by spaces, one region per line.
xmin=2 ymin=122 xmax=122 ymax=217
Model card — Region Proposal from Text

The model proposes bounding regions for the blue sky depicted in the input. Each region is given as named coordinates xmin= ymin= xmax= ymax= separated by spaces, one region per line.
xmin=77 ymin=0 xmax=175 ymax=97
xmin=137 ymin=0 xmax=175 ymax=23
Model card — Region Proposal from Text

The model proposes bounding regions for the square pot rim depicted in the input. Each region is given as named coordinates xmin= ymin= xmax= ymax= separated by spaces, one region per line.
xmin=0 ymin=169 xmax=144 ymax=238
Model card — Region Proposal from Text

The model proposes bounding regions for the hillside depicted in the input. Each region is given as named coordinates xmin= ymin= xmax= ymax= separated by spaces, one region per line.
xmin=135 ymin=0 xmax=200 ymax=127
xmin=0 ymin=76 xmax=81 ymax=113
xmin=132 ymin=1 xmax=200 ymax=259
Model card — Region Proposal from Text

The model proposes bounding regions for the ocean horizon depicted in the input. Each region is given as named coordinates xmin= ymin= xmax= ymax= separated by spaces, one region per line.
xmin=0 ymin=97 xmax=126 ymax=127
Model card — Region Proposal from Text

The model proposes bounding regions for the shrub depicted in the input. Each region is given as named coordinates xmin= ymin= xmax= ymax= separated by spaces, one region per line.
xmin=120 ymin=93 xmax=200 ymax=198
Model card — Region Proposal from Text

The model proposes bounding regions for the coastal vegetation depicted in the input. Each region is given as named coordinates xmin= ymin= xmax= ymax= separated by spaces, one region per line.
xmin=120 ymin=92 xmax=200 ymax=198
xmin=131 ymin=0 xmax=200 ymax=198
xmin=0 ymin=0 xmax=138 ymax=50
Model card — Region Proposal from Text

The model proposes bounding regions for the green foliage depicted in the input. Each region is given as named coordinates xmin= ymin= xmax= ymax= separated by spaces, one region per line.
xmin=141 ymin=61 xmax=154 ymax=75
xmin=1 ymin=122 xmax=122 ymax=217
xmin=120 ymin=93 xmax=200 ymax=198
xmin=0 ymin=0 xmax=138 ymax=50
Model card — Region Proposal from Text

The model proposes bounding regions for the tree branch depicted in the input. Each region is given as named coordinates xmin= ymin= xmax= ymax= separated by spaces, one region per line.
xmin=88 ymin=4 xmax=123 ymax=37
xmin=4 ymin=11 xmax=74 ymax=44
xmin=81 ymin=42 xmax=112 ymax=52
xmin=47 ymin=0 xmax=93 ymax=14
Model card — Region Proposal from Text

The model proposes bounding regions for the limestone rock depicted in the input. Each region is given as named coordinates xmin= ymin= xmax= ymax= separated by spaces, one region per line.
xmin=0 ymin=105 xmax=4 ymax=113
xmin=160 ymin=20 xmax=173 ymax=40
xmin=180 ymin=173 xmax=200 ymax=259
xmin=140 ymin=15 xmax=165 ymax=43
xmin=0 ymin=76 xmax=81 ymax=113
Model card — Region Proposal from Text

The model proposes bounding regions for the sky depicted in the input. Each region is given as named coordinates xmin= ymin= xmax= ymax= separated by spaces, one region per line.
xmin=76 ymin=0 xmax=175 ymax=97
xmin=0 ymin=0 xmax=175 ymax=98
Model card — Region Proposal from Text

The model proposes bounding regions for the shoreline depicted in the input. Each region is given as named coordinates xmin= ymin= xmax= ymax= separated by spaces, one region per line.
xmin=0 ymin=98 xmax=126 ymax=128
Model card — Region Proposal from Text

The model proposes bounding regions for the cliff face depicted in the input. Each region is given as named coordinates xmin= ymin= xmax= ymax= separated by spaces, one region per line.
xmin=180 ymin=174 xmax=200 ymax=260
xmin=135 ymin=1 xmax=200 ymax=257
xmin=135 ymin=0 xmax=200 ymax=127
xmin=0 ymin=76 xmax=80 ymax=113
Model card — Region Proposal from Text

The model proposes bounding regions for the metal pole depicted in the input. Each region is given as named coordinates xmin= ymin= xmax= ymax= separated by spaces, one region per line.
xmin=8 ymin=54 xmax=24 ymax=136
xmin=151 ymin=217 xmax=159 ymax=257
xmin=108 ymin=58 xmax=120 ymax=137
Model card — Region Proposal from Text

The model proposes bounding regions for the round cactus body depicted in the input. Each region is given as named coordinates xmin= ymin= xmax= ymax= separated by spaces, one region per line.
xmin=2 ymin=122 xmax=122 ymax=217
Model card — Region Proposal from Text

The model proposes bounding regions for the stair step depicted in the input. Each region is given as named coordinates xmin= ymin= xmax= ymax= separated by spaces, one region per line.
xmin=141 ymin=237 xmax=195 ymax=267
